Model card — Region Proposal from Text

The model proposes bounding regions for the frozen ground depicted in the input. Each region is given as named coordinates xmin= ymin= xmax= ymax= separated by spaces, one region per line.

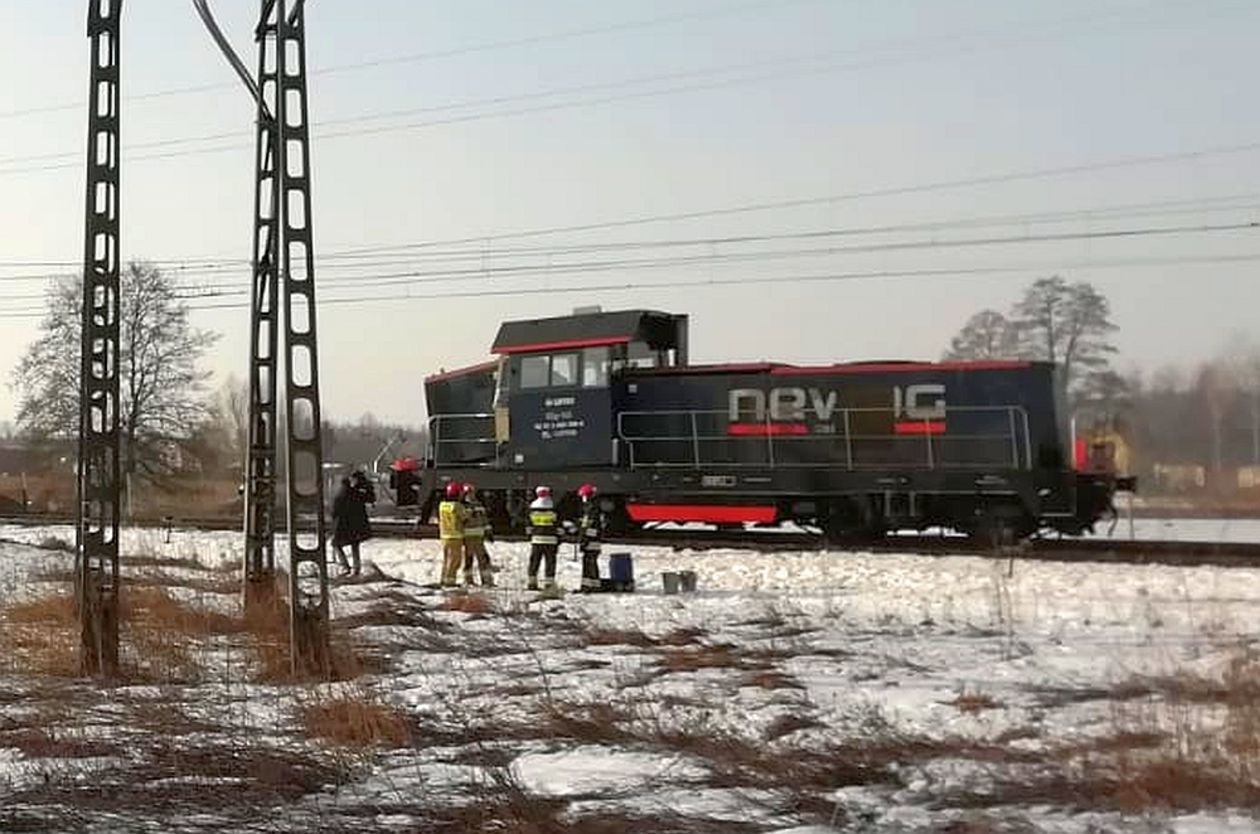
xmin=1 ymin=522 xmax=1259 ymax=832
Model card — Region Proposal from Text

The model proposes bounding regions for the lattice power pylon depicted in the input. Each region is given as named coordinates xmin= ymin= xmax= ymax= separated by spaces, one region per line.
xmin=196 ymin=0 xmax=330 ymax=676
xmin=242 ymin=2 xmax=283 ymax=611
xmin=76 ymin=0 xmax=124 ymax=678
xmin=276 ymin=0 xmax=331 ymax=677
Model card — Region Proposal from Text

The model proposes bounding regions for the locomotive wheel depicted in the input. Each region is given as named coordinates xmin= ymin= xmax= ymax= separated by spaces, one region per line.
xmin=963 ymin=511 xmax=1034 ymax=548
xmin=821 ymin=497 xmax=886 ymax=546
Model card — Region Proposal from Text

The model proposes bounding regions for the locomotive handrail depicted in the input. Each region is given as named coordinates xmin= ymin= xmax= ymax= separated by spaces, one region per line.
xmin=428 ymin=412 xmax=498 ymax=468
xmin=616 ymin=405 xmax=1033 ymax=471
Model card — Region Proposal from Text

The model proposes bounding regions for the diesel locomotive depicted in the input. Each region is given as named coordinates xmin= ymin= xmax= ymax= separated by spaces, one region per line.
xmin=391 ymin=308 xmax=1131 ymax=542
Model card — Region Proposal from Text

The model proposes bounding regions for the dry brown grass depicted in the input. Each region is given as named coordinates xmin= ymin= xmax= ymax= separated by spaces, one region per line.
xmin=0 ymin=726 xmax=123 ymax=759
xmin=658 ymin=645 xmax=744 ymax=673
xmin=950 ymin=690 xmax=1002 ymax=714
xmin=764 ymin=713 xmax=823 ymax=741
xmin=0 ymin=580 xmax=383 ymax=685
xmin=658 ymin=626 xmax=708 ymax=646
xmin=132 ymin=570 xmax=240 ymax=596
xmin=541 ymin=699 xmax=637 ymax=745
xmin=584 ymin=627 xmax=662 ymax=649
xmin=742 ymin=669 xmax=804 ymax=690
xmin=937 ymin=647 xmax=1260 ymax=815
xmin=300 ymin=685 xmax=414 ymax=748
xmin=440 ymin=591 xmax=495 ymax=615
xmin=243 ymin=590 xmax=391 ymax=683
xmin=0 ymin=585 xmax=247 ymax=682
xmin=0 ymin=592 xmax=80 ymax=676
xmin=123 ymin=586 xmax=242 ymax=636
xmin=121 ymin=553 xmax=220 ymax=573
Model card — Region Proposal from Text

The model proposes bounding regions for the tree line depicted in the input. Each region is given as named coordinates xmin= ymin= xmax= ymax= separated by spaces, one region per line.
xmin=944 ymin=276 xmax=1260 ymax=490
xmin=8 ymin=265 xmax=1257 ymax=501
xmin=8 ymin=262 xmax=424 ymax=509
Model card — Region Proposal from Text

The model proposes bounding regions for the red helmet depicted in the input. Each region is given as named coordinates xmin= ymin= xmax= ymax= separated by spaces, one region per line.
xmin=535 ymin=485 xmax=551 ymax=498
xmin=444 ymin=481 xmax=462 ymax=499
xmin=462 ymin=483 xmax=476 ymax=497
xmin=577 ymin=483 xmax=596 ymax=500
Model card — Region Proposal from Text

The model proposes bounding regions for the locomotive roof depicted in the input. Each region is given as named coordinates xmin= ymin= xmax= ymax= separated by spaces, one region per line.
xmin=632 ymin=359 xmax=1040 ymax=376
xmin=492 ymin=309 xmax=683 ymax=355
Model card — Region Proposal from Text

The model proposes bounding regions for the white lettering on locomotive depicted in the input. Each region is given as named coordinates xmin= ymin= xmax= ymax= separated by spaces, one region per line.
xmin=893 ymin=384 xmax=946 ymax=420
xmin=730 ymin=384 xmax=946 ymax=423
xmin=729 ymin=386 xmax=839 ymax=422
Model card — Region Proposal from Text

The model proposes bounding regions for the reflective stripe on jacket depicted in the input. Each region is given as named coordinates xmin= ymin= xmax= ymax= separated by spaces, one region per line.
xmin=578 ymin=503 xmax=602 ymax=552
xmin=464 ymin=501 xmax=489 ymax=540
xmin=438 ymin=500 xmax=467 ymax=541
xmin=527 ymin=502 xmax=558 ymax=545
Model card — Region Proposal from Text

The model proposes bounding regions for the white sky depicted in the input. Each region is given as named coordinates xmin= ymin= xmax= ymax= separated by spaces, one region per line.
xmin=0 ymin=0 xmax=1257 ymax=427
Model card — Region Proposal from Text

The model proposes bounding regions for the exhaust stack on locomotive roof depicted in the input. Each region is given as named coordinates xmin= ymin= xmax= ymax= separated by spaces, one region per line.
xmin=402 ymin=308 xmax=1129 ymax=544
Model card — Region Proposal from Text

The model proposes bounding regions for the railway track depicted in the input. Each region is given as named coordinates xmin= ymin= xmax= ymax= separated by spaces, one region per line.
xmin=2 ymin=513 xmax=1258 ymax=568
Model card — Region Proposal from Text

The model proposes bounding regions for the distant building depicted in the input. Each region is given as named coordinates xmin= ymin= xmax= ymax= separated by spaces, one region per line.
xmin=0 ymin=442 xmax=46 ymax=477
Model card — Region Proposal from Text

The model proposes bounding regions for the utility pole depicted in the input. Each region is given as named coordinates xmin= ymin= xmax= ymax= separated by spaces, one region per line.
xmin=77 ymin=0 xmax=124 ymax=678
xmin=195 ymin=0 xmax=330 ymax=676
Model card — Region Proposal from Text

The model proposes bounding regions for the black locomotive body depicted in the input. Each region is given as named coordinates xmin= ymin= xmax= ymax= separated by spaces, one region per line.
xmin=396 ymin=308 xmax=1123 ymax=541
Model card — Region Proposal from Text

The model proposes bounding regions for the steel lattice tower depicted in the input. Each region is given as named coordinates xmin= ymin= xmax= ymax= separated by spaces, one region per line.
xmin=242 ymin=0 xmax=283 ymax=610
xmin=274 ymin=0 xmax=332 ymax=677
xmin=77 ymin=0 xmax=124 ymax=678
xmin=201 ymin=0 xmax=336 ymax=676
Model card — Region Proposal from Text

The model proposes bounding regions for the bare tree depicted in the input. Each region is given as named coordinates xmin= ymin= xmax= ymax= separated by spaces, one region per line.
xmin=1194 ymin=361 xmax=1236 ymax=484
xmin=1010 ymin=276 xmax=1118 ymax=398
xmin=1222 ymin=334 xmax=1260 ymax=465
xmin=11 ymin=262 xmax=219 ymax=483
xmin=942 ymin=309 xmax=1018 ymax=360
xmin=216 ymin=375 xmax=250 ymax=470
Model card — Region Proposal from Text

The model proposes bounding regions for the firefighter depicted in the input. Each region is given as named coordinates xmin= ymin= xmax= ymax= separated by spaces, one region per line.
xmin=526 ymin=485 xmax=559 ymax=591
xmin=461 ymin=483 xmax=494 ymax=587
xmin=575 ymin=483 xmax=603 ymax=592
xmin=437 ymin=481 xmax=467 ymax=587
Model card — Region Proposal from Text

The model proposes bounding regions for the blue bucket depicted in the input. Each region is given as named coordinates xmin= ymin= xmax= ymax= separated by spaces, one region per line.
xmin=608 ymin=552 xmax=634 ymax=591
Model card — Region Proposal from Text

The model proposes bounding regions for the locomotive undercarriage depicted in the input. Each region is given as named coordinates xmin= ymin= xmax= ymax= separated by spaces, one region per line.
xmin=407 ymin=465 xmax=1115 ymax=545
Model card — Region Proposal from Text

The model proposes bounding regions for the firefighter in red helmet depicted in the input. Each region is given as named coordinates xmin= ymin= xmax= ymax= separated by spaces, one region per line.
xmin=576 ymin=483 xmax=603 ymax=592
xmin=461 ymin=483 xmax=494 ymax=587
xmin=438 ymin=480 xmax=467 ymax=587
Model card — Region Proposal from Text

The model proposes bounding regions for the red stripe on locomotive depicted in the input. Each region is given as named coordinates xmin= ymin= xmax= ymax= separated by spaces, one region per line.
xmin=626 ymin=504 xmax=778 ymax=524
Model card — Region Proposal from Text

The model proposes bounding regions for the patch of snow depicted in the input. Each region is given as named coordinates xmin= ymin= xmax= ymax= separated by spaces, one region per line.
xmin=511 ymin=745 xmax=706 ymax=798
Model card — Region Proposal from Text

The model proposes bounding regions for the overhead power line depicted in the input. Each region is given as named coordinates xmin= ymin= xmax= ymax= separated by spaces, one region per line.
xmin=0 ymin=1 xmax=1246 ymax=176
xmin=0 ymin=0 xmax=822 ymax=121
xmin=2 ymin=192 xmax=1259 ymax=281
xmin=0 ymin=220 xmax=1253 ymax=304
xmin=4 ymin=252 xmax=1253 ymax=320
xmin=167 ymin=219 xmax=1260 ymax=298
xmin=326 ymin=143 xmax=1260 ymax=251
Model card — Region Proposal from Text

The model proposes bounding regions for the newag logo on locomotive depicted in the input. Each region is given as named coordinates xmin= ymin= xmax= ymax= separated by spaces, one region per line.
xmin=727 ymin=385 xmax=947 ymax=436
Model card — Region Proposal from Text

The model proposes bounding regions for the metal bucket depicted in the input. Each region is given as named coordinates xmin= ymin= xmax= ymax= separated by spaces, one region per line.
xmin=661 ymin=571 xmax=680 ymax=595
xmin=678 ymin=570 xmax=697 ymax=593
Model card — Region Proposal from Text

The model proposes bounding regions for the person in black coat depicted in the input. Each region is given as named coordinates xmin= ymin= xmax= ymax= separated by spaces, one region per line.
xmin=332 ymin=471 xmax=375 ymax=576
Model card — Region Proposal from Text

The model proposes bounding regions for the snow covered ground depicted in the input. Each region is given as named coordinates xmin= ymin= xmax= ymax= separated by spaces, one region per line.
xmin=1 ymin=521 xmax=1259 ymax=831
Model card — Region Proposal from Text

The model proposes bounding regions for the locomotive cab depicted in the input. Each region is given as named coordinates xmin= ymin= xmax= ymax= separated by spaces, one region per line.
xmin=491 ymin=309 xmax=688 ymax=469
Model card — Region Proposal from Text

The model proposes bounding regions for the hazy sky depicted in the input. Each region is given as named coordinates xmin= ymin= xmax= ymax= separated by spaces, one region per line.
xmin=0 ymin=0 xmax=1257 ymax=427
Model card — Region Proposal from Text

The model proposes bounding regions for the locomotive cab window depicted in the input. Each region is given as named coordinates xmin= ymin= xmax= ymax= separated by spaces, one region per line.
xmin=550 ymin=353 xmax=579 ymax=386
xmin=520 ymin=355 xmax=550 ymax=389
xmin=582 ymin=346 xmax=610 ymax=387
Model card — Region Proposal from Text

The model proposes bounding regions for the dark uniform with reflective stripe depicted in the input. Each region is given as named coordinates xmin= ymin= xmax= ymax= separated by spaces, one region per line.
xmin=462 ymin=496 xmax=494 ymax=586
xmin=527 ymin=497 xmax=558 ymax=590
xmin=578 ymin=500 xmax=603 ymax=591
